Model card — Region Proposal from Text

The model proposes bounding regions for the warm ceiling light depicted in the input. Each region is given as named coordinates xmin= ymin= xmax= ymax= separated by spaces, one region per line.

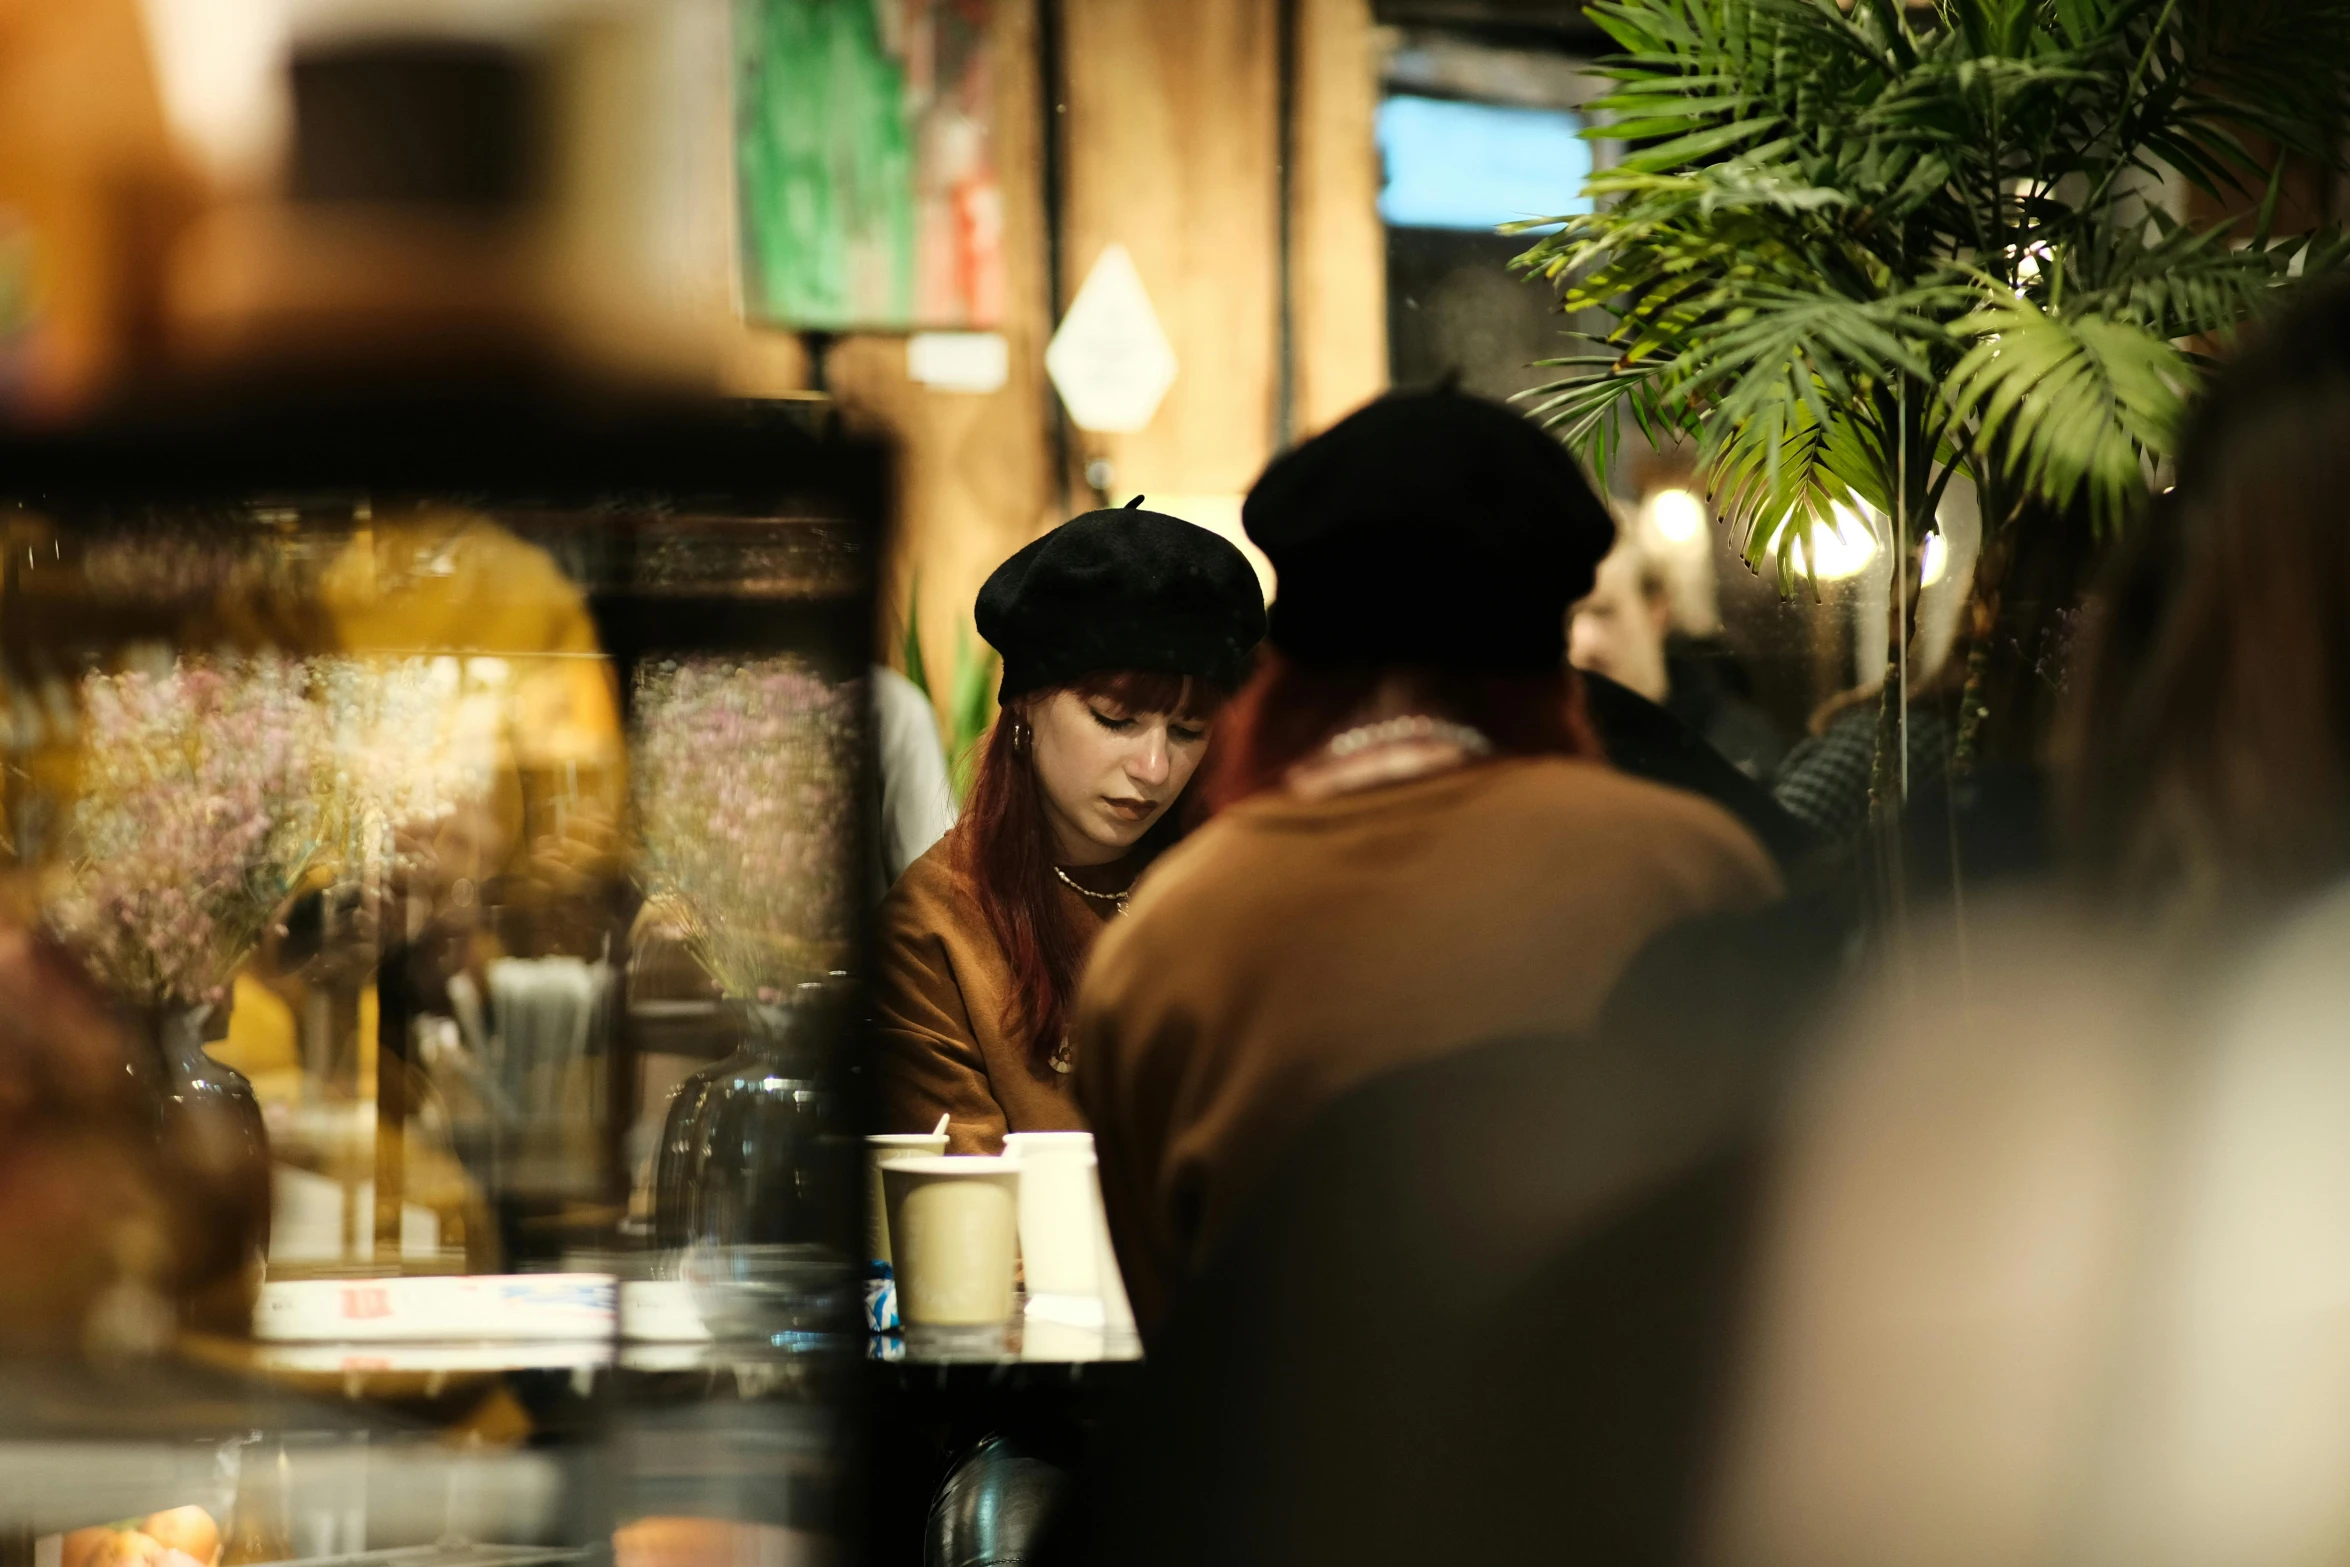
xmin=1788 ymin=502 xmax=1880 ymax=581
xmin=1643 ymin=486 xmax=1707 ymax=545
xmin=1919 ymin=530 xmax=1949 ymax=587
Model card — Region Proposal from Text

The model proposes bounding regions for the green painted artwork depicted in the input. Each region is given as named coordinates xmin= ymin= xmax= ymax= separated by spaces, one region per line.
xmin=736 ymin=0 xmax=1003 ymax=332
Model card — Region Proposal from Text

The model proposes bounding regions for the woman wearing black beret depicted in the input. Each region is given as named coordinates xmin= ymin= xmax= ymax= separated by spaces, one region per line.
xmin=1071 ymin=388 xmax=1786 ymax=1333
xmin=871 ymin=500 xmax=1266 ymax=1152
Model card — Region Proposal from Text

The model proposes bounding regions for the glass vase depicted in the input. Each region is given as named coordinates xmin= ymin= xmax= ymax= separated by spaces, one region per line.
xmin=651 ymin=1050 xmax=736 ymax=1251
xmin=671 ymin=988 xmax=856 ymax=1341
xmin=144 ymin=1001 xmax=272 ymax=1335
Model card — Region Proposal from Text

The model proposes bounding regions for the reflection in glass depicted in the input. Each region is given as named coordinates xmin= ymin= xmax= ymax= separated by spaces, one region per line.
xmin=631 ymin=657 xmax=863 ymax=1002
xmin=633 ymin=659 xmax=863 ymax=1338
xmin=0 ymin=386 xmax=881 ymax=1567
xmin=51 ymin=653 xmax=323 ymax=1010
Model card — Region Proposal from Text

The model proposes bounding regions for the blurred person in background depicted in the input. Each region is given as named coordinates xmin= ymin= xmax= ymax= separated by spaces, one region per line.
xmin=1703 ymin=283 xmax=2350 ymax=1567
xmin=869 ymin=662 xmax=955 ymax=897
xmin=1771 ymin=668 xmax=1960 ymax=849
xmin=870 ymin=504 xmax=1264 ymax=1153
xmin=1073 ymin=390 xmax=1784 ymax=1334
xmin=1570 ymin=541 xmax=1673 ymax=703
xmin=1573 ymin=541 xmax=1788 ymax=781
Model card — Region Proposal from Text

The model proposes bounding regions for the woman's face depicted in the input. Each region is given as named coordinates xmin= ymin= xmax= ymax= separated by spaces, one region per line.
xmin=1022 ymin=685 xmax=1212 ymax=864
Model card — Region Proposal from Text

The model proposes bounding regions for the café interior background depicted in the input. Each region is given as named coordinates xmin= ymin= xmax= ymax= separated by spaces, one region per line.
xmin=11 ymin=3 xmax=2350 ymax=1565
xmin=0 ymin=0 xmax=2113 ymax=743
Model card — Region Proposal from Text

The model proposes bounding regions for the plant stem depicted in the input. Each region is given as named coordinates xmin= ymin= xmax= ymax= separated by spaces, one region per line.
xmin=1869 ymin=380 xmax=1922 ymax=938
xmin=1954 ymin=466 xmax=2016 ymax=776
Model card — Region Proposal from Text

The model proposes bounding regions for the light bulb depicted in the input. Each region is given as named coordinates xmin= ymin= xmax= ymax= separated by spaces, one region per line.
xmin=1644 ymin=486 xmax=1706 ymax=545
xmin=1787 ymin=503 xmax=1880 ymax=581
xmin=1919 ymin=531 xmax=1949 ymax=587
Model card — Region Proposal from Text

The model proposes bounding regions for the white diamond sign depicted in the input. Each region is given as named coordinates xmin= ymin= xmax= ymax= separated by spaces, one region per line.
xmin=1046 ymin=244 xmax=1178 ymax=433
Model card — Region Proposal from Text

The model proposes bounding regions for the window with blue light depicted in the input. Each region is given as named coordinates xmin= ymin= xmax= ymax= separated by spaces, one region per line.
xmin=1376 ymin=94 xmax=1590 ymax=233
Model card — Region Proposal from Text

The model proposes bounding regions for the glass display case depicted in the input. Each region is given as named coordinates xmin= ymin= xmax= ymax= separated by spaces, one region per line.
xmin=0 ymin=372 xmax=885 ymax=1567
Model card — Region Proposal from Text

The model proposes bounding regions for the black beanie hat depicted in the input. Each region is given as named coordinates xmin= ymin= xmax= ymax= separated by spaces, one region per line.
xmin=977 ymin=499 xmax=1267 ymax=700
xmin=1242 ymin=388 xmax=1616 ymax=671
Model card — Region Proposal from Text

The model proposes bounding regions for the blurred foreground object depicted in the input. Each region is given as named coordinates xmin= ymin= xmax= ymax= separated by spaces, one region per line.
xmin=161 ymin=13 xmax=722 ymax=391
xmin=1703 ymin=906 xmax=2170 ymax=1567
xmin=1711 ymin=281 xmax=2350 ymax=1567
xmin=0 ymin=17 xmax=878 ymax=1567
xmin=2 ymin=0 xmax=727 ymax=420
xmin=0 ymin=923 xmax=176 ymax=1354
xmin=2063 ymin=284 xmax=2350 ymax=928
xmin=1704 ymin=890 xmax=2350 ymax=1567
xmin=926 ymin=1433 xmax=1068 ymax=1567
xmin=0 ymin=0 xmax=194 ymax=416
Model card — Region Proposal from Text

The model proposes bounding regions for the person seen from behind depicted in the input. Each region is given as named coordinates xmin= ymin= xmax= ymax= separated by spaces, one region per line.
xmin=1073 ymin=389 xmax=1784 ymax=1334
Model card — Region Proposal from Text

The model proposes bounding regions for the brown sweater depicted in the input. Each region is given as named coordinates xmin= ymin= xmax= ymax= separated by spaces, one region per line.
xmin=1072 ymin=757 xmax=1783 ymax=1331
xmin=871 ymin=834 xmax=1131 ymax=1153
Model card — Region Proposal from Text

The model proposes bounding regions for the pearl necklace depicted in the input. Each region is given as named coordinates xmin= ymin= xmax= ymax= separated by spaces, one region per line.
xmin=1323 ymin=714 xmax=1495 ymax=759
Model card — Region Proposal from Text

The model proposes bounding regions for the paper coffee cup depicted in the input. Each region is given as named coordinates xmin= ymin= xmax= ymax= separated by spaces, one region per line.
xmin=881 ymin=1156 xmax=1022 ymax=1326
xmin=1001 ymin=1132 xmax=1102 ymax=1296
xmin=865 ymin=1133 xmax=949 ymax=1266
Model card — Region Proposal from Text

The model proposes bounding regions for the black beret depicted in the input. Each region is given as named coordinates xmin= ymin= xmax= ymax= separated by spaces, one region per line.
xmin=977 ymin=500 xmax=1267 ymax=700
xmin=1242 ymin=389 xmax=1616 ymax=672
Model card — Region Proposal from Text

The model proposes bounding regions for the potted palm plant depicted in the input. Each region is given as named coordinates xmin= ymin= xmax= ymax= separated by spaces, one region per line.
xmin=1517 ymin=0 xmax=2350 ymax=818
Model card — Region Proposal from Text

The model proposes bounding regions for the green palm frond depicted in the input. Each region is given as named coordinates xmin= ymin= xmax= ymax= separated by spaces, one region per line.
xmin=899 ymin=576 xmax=931 ymax=697
xmin=945 ymin=624 xmax=998 ymax=805
xmin=1518 ymin=0 xmax=2350 ymax=566
xmin=1949 ymin=299 xmax=2191 ymax=533
xmin=1709 ymin=395 xmax=1866 ymax=595
xmin=1520 ymin=349 xmax=1688 ymax=488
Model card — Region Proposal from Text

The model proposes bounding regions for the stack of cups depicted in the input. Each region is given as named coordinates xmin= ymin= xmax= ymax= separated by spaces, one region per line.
xmin=879 ymin=1155 xmax=1022 ymax=1329
xmin=1000 ymin=1132 xmax=1100 ymax=1296
xmin=1002 ymin=1131 xmax=1136 ymax=1343
xmin=868 ymin=1129 xmax=1137 ymax=1342
xmin=864 ymin=1132 xmax=948 ymax=1269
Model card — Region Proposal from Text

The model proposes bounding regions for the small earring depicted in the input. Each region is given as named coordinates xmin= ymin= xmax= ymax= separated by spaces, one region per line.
xmin=1011 ymin=717 xmax=1032 ymax=756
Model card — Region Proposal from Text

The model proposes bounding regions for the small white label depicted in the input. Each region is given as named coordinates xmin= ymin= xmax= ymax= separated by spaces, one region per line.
xmin=253 ymin=1273 xmax=617 ymax=1342
xmin=908 ymin=331 xmax=1010 ymax=393
xmin=619 ymin=1278 xmax=714 ymax=1342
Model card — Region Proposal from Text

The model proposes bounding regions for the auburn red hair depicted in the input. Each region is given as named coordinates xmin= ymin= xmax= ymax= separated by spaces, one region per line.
xmin=952 ymin=670 xmax=1229 ymax=1071
xmin=1197 ymin=648 xmax=1604 ymax=814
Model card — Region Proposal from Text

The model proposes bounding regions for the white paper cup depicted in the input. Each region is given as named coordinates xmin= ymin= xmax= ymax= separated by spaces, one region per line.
xmin=882 ymin=1156 xmax=1022 ymax=1326
xmin=1002 ymin=1132 xmax=1102 ymax=1296
xmin=865 ymin=1133 xmax=949 ymax=1266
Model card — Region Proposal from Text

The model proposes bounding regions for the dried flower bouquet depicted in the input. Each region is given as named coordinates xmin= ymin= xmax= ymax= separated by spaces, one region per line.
xmin=632 ymin=657 xmax=862 ymax=1001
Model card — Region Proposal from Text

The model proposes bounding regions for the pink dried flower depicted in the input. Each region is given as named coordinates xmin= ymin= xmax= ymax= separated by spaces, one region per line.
xmin=631 ymin=657 xmax=863 ymax=999
xmin=50 ymin=654 xmax=325 ymax=1006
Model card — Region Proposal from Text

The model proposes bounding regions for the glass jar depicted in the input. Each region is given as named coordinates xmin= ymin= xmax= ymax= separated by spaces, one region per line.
xmin=141 ymin=1002 xmax=271 ymax=1336
xmin=671 ymin=991 xmax=857 ymax=1344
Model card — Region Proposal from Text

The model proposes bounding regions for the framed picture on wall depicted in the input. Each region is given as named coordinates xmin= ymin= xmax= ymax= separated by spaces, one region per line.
xmin=735 ymin=0 xmax=1005 ymax=332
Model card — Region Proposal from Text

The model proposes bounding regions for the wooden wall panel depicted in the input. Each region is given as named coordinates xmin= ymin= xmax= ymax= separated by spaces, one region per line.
xmin=1291 ymin=0 xmax=1387 ymax=437
xmin=720 ymin=0 xmax=1387 ymax=707
xmin=1058 ymin=0 xmax=1283 ymax=498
